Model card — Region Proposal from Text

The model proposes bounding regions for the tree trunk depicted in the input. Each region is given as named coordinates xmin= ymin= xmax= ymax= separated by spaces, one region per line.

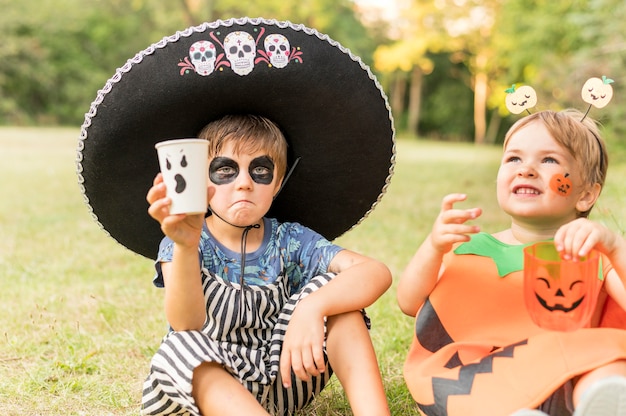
xmin=485 ymin=108 xmax=501 ymax=144
xmin=408 ymin=67 xmax=423 ymax=135
xmin=473 ymin=70 xmax=488 ymax=144
xmin=391 ymin=72 xmax=407 ymax=130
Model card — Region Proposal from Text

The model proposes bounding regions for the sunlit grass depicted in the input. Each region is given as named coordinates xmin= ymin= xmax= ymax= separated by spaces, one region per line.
xmin=1 ymin=128 xmax=623 ymax=415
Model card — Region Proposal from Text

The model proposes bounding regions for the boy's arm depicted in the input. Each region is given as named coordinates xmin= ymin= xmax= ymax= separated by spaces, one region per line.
xmin=317 ymin=249 xmax=392 ymax=314
xmin=161 ymin=244 xmax=207 ymax=331
xmin=279 ymin=249 xmax=391 ymax=387
xmin=148 ymin=173 xmax=208 ymax=331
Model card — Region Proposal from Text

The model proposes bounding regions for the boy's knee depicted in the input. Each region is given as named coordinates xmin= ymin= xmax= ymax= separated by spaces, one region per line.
xmin=326 ymin=310 xmax=368 ymax=333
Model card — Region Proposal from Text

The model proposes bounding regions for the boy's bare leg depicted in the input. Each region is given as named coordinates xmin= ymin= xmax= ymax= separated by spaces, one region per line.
xmin=326 ymin=311 xmax=391 ymax=416
xmin=192 ymin=362 xmax=269 ymax=416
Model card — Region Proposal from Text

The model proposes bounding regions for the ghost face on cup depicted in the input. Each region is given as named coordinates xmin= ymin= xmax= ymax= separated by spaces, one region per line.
xmin=207 ymin=142 xmax=283 ymax=226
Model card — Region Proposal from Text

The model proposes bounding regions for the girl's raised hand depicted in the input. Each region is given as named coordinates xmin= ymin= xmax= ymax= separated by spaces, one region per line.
xmin=429 ymin=193 xmax=482 ymax=254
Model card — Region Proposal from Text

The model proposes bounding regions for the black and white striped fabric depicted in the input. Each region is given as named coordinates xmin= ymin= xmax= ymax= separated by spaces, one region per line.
xmin=141 ymin=268 xmax=339 ymax=415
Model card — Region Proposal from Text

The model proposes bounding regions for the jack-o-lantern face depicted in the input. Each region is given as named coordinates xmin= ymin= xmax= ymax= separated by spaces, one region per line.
xmin=549 ymin=173 xmax=572 ymax=196
xmin=505 ymin=85 xmax=538 ymax=114
xmin=581 ymin=76 xmax=614 ymax=109
xmin=523 ymin=242 xmax=600 ymax=331
xmin=532 ymin=266 xmax=585 ymax=313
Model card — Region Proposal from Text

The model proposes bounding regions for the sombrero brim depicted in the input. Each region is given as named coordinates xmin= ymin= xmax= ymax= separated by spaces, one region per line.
xmin=77 ymin=17 xmax=395 ymax=260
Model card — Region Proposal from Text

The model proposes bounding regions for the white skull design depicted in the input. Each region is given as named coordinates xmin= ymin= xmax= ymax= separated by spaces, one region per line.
xmin=264 ymin=34 xmax=290 ymax=68
xmin=189 ymin=40 xmax=216 ymax=76
xmin=223 ymin=31 xmax=256 ymax=76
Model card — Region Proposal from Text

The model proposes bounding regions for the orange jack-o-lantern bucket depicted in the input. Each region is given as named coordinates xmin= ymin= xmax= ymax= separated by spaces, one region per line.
xmin=523 ymin=242 xmax=600 ymax=331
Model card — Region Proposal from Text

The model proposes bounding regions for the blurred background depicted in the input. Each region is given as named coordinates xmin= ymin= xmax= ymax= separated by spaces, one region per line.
xmin=1 ymin=0 xmax=625 ymax=147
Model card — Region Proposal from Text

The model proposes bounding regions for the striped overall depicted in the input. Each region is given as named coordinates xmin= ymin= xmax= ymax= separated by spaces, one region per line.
xmin=141 ymin=265 xmax=337 ymax=415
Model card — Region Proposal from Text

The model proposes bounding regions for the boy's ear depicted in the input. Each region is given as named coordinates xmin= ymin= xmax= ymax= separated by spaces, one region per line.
xmin=576 ymin=183 xmax=602 ymax=213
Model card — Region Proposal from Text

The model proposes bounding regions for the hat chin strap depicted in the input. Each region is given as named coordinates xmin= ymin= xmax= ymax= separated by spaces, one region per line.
xmin=207 ymin=157 xmax=300 ymax=324
xmin=273 ymin=157 xmax=300 ymax=202
xmin=208 ymin=206 xmax=259 ymax=323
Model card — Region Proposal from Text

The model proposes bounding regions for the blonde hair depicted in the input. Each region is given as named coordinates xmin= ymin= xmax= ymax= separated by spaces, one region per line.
xmin=198 ymin=114 xmax=288 ymax=181
xmin=503 ymin=109 xmax=608 ymax=217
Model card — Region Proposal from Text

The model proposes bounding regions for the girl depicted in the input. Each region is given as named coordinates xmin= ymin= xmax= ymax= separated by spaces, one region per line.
xmin=399 ymin=109 xmax=626 ymax=416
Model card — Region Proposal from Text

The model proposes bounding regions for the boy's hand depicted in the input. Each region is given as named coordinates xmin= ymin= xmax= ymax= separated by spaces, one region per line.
xmin=146 ymin=173 xmax=209 ymax=248
xmin=555 ymin=217 xmax=617 ymax=260
xmin=429 ymin=193 xmax=482 ymax=254
xmin=279 ymin=300 xmax=326 ymax=388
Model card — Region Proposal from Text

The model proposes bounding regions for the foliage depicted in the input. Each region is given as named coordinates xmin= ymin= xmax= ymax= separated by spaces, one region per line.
xmin=2 ymin=0 xmax=626 ymax=145
xmin=0 ymin=0 xmax=374 ymax=126
xmin=417 ymin=53 xmax=475 ymax=141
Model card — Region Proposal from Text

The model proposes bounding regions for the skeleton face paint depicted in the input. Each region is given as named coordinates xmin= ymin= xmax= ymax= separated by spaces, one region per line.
xmin=209 ymin=156 xmax=275 ymax=185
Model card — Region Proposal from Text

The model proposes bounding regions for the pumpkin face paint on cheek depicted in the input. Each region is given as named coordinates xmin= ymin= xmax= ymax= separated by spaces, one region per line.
xmin=209 ymin=156 xmax=275 ymax=185
xmin=549 ymin=173 xmax=572 ymax=197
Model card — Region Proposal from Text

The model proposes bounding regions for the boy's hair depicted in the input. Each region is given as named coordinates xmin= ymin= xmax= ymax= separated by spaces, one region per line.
xmin=503 ymin=109 xmax=608 ymax=218
xmin=198 ymin=114 xmax=289 ymax=181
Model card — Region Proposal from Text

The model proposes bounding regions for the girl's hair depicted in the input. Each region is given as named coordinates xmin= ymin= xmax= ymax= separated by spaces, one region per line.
xmin=198 ymin=114 xmax=288 ymax=181
xmin=503 ymin=109 xmax=608 ymax=217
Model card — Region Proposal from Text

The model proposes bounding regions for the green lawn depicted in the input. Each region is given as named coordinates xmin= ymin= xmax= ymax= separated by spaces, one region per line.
xmin=1 ymin=127 xmax=624 ymax=415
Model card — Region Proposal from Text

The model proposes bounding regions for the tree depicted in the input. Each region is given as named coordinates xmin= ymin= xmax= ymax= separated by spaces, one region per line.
xmin=370 ymin=0 xmax=502 ymax=142
xmin=0 ymin=0 xmax=374 ymax=126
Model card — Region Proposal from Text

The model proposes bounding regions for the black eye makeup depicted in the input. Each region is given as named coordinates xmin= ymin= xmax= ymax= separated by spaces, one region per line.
xmin=209 ymin=157 xmax=239 ymax=185
xmin=249 ymin=156 xmax=274 ymax=185
xmin=209 ymin=155 xmax=275 ymax=185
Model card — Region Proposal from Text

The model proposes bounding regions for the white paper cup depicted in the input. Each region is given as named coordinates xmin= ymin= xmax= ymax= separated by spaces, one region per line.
xmin=155 ymin=138 xmax=209 ymax=215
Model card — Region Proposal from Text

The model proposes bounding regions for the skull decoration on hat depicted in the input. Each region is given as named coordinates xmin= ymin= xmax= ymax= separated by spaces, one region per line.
xmin=179 ymin=26 xmax=304 ymax=77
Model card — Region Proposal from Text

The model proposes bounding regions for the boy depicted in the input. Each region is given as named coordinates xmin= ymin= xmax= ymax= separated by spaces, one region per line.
xmin=143 ymin=114 xmax=392 ymax=415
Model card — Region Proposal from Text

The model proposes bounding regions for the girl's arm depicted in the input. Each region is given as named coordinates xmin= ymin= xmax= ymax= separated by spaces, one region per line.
xmin=397 ymin=234 xmax=447 ymax=317
xmin=397 ymin=193 xmax=482 ymax=317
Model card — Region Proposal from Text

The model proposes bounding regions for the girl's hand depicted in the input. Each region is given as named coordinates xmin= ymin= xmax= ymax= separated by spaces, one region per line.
xmin=429 ymin=193 xmax=482 ymax=254
xmin=279 ymin=300 xmax=326 ymax=388
xmin=146 ymin=173 xmax=206 ymax=248
xmin=554 ymin=217 xmax=618 ymax=260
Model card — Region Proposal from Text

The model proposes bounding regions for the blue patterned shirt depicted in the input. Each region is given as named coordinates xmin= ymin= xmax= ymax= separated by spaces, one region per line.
xmin=154 ymin=217 xmax=343 ymax=296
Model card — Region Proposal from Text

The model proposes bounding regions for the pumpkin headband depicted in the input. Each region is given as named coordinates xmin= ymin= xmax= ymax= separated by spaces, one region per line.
xmin=505 ymin=75 xmax=615 ymax=120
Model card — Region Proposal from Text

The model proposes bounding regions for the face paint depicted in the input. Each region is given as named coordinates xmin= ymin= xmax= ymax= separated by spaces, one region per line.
xmin=209 ymin=157 xmax=239 ymax=185
xmin=549 ymin=173 xmax=573 ymax=197
xmin=209 ymin=155 xmax=275 ymax=185
xmin=248 ymin=156 xmax=274 ymax=185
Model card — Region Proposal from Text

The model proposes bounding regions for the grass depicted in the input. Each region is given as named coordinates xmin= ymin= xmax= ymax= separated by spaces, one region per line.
xmin=1 ymin=127 xmax=624 ymax=415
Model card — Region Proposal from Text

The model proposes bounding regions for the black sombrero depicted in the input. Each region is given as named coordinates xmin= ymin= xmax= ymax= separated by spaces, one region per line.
xmin=77 ymin=17 xmax=395 ymax=260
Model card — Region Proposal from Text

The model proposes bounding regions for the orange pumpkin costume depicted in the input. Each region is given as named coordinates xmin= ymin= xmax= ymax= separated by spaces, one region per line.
xmin=404 ymin=232 xmax=626 ymax=416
